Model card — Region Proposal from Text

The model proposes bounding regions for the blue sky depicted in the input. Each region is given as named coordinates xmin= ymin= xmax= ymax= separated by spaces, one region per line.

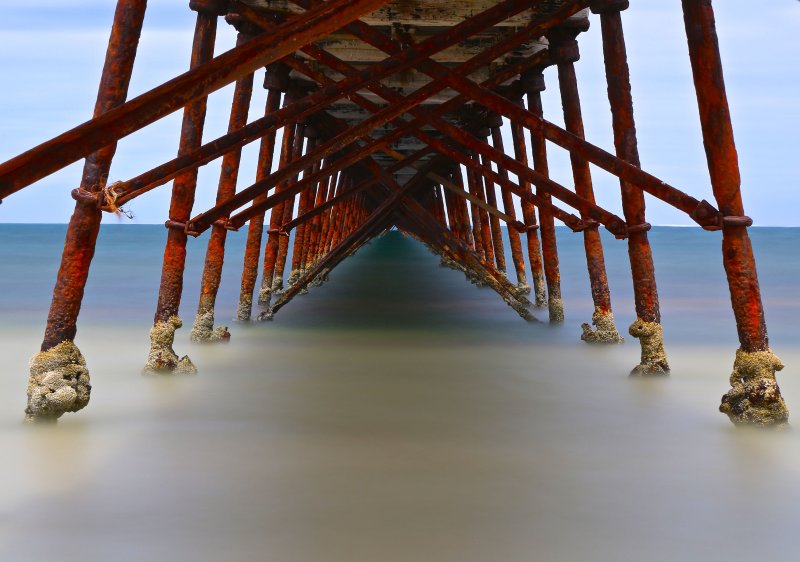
xmin=0 ymin=2 xmax=798 ymax=225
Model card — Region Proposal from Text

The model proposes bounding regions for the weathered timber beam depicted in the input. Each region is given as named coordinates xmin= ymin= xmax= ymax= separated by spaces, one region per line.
xmin=0 ymin=0 xmax=391 ymax=198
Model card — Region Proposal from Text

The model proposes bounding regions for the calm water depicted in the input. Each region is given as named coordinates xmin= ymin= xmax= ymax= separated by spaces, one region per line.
xmin=1 ymin=224 xmax=799 ymax=561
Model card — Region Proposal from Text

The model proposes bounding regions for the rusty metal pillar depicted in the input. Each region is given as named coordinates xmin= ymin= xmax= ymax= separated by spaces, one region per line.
xmin=487 ymin=111 xmax=530 ymax=293
xmin=256 ymin=118 xmax=298 ymax=307
xmin=464 ymin=163 xmax=487 ymax=259
xmin=591 ymin=0 xmax=669 ymax=374
xmin=440 ymin=178 xmax=459 ymax=235
xmin=236 ymin=62 xmax=288 ymax=321
xmin=521 ymin=69 xmax=565 ymax=323
xmin=26 ymin=0 xmax=147 ymax=421
xmin=322 ymin=177 xmax=343 ymax=255
xmin=321 ymin=173 xmax=341 ymax=257
xmin=475 ymin=128 xmax=507 ymax=274
xmin=448 ymin=166 xmax=474 ymax=249
xmin=298 ymin=152 xmax=325 ymax=271
xmin=682 ymin=0 xmax=786 ymax=427
xmin=190 ymin=24 xmax=256 ymax=343
xmin=550 ymin=23 xmax=622 ymax=343
xmin=272 ymin=119 xmax=307 ymax=295
xmin=431 ymin=183 xmax=447 ymax=227
xmin=467 ymin=147 xmax=495 ymax=266
xmin=288 ymin=131 xmax=319 ymax=288
xmin=145 ymin=0 xmax=225 ymax=374
xmin=306 ymin=170 xmax=335 ymax=269
xmin=505 ymin=86 xmax=547 ymax=308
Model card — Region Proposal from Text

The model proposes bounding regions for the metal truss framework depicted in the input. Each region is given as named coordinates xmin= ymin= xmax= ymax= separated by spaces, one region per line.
xmin=0 ymin=0 xmax=786 ymax=428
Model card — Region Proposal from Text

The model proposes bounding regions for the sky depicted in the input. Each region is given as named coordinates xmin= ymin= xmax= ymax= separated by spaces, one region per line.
xmin=0 ymin=1 xmax=798 ymax=226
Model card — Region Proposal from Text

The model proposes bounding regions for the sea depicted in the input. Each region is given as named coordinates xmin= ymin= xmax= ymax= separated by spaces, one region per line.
xmin=0 ymin=224 xmax=799 ymax=561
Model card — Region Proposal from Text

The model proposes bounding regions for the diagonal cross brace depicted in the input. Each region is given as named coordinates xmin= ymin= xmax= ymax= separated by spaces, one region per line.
xmin=0 ymin=0 xmax=392 ymax=199
xmin=311 ymin=2 xmax=721 ymax=227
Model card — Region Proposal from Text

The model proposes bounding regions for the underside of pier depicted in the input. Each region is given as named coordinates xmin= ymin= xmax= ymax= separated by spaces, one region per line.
xmin=0 ymin=0 xmax=786 ymax=427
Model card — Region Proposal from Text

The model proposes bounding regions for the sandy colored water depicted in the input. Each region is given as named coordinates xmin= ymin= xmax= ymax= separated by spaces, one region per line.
xmin=1 ymin=227 xmax=799 ymax=561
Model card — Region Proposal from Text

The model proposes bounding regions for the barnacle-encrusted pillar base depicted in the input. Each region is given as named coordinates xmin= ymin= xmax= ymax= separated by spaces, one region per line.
xmin=25 ymin=340 xmax=91 ymax=422
xmin=287 ymin=269 xmax=309 ymax=294
xmin=532 ymin=280 xmax=547 ymax=309
xmin=548 ymin=297 xmax=565 ymax=324
xmin=144 ymin=316 xmax=197 ymax=374
xmin=720 ymin=349 xmax=788 ymax=428
xmin=439 ymin=255 xmax=462 ymax=271
xmin=189 ymin=310 xmax=231 ymax=343
xmin=308 ymin=268 xmax=329 ymax=288
xmin=628 ymin=319 xmax=669 ymax=376
xmin=237 ymin=296 xmax=253 ymax=322
xmin=580 ymin=309 xmax=623 ymax=344
xmin=257 ymin=282 xmax=271 ymax=306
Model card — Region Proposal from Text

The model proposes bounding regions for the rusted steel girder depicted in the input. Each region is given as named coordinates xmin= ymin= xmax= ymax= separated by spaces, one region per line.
xmin=407 ymin=127 xmax=592 ymax=232
xmin=428 ymin=170 xmax=525 ymax=233
xmin=283 ymin=149 xmax=428 ymax=232
xmin=180 ymin=0 xmax=569 ymax=228
xmin=154 ymin=7 xmax=217 ymax=320
xmin=373 ymin=145 xmax=526 ymax=235
xmin=387 ymin=185 xmax=535 ymax=320
xmin=592 ymin=0 xmax=668 ymax=372
xmin=270 ymin=201 xmax=395 ymax=317
xmin=236 ymin=64 xmax=287 ymax=321
xmin=145 ymin=4 xmax=220 ymax=374
xmin=107 ymin=0 xmax=551 ymax=211
xmin=475 ymin=140 xmax=507 ymax=273
xmin=550 ymin=26 xmax=622 ymax=344
xmin=248 ymin=110 xmax=295 ymax=311
xmin=265 ymin=121 xmax=306 ymax=301
xmin=521 ymin=70 xmax=564 ymax=323
xmin=217 ymin=53 xmax=602 ymax=239
xmin=40 ymin=0 xmax=147 ymax=352
xmin=189 ymin=60 xmax=553 ymax=232
xmin=214 ymin=41 xmax=541 ymax=233
xmin=334 ymin=7 xmax=722 ymax=229
xmin=440 ymin=180 xmax=459 ymax=235
xmin=466 ymin=156 xmax=495 ymax=264
xmin=26 ymin=0 xmax=146 ymax=422
xmin=244 ymin=16 xmax=625 ymax=235
xmin=291 ymin=135 xmax=319 ymax=276
xmin=274 ymin=121 xmax=311 ymax=294
xmin=305 ymin=171 xmax=336 ymax=267
xmin=489 ymin=114 xmax=529 ymax=290
xmin=429 ymin=185 xmax=447 ymax=227
xmin=505 ymin=87 xmax=547 ymax=308
xmin=442 ymin=166 xmax=474 ymax=248
xmin=317 ymin=174 xmax=341 ymax=258
xmin=681 ymin=0 xmax=786 ymax=426
xmin=190 ymin=29 xmax=255 ymax=343
xmin=0 ymin=0 xmax=391 ymax=198
xmin=281 ymin=150 xmax=430 ymax=233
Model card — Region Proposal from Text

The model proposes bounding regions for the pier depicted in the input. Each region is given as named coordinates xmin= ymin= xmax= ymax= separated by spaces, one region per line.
xmin=0 ymin=0 xmax=785 ymax=427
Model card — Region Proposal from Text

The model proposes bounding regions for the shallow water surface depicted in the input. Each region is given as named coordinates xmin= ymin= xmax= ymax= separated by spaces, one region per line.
xmin=1 ymin=226 xmax=799 ymax=561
